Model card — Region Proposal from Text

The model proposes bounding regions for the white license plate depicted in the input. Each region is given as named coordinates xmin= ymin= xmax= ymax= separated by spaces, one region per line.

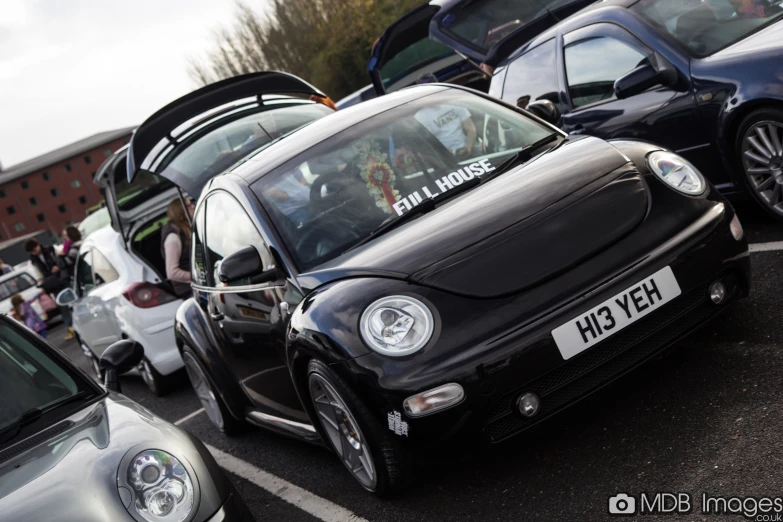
xmin=552 ymin=266 xmax=681 ymax=360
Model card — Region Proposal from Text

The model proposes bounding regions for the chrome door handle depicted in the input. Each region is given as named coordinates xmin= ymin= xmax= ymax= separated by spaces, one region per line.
xmin=210 ymin=312 xmax=224 ymax=321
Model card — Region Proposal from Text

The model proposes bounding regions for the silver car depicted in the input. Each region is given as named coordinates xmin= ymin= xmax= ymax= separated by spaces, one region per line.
xmin=0 ymin=315 xmax=254 ymax=522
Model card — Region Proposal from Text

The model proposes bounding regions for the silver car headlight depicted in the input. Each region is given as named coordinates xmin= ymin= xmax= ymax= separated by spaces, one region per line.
xmin=360 ymin=296 xmax=434 ymax=356
xmin=647 ymin=150 xmax=706 ymax=195
xmin=125 ymin=450 xmax=195 ymax=522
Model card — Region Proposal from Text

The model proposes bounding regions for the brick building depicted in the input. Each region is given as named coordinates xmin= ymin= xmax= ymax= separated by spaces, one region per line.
xmin=0 ymin=127 xmax=134 ymax=241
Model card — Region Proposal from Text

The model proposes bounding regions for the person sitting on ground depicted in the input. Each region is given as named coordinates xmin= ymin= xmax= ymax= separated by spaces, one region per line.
xmin=11 ymin=293 xmax=47 ymax=338
xmin=414 ymin=74 xmax=478 ymax=158
xmin=161 ymin=198 xmax=194 ymax=294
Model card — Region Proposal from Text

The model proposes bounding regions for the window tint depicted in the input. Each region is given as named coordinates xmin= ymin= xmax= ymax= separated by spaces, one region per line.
xmin=205 ymin=192 xmax=271 ymax=286
xmin=565 ymin=35 xmax=652 ymax=108
xmin=380 ymin=37 xmax=455 ymax=91
xmin=76 ymin=251 xmax=95 ymax=295
xmin=502 ymin=39 xmax=559 ymax=108
xmin=91 ymin=249 xmax=119 ymax=286
xmin=0 ymin=322 xmax=84 ymax=431
xmin=439 ymin=0 xmax=576 ymax=53
xmin=0 ymin=273 xmax=36 ymax=300
xmin=633 ymin=0 xmax=783 ymax=57
xmin=191 ymin=204 xmax=208 ymax=286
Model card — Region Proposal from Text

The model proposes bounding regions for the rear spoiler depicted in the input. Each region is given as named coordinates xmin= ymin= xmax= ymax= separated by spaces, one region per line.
xmin=127 ymin=71 xmax=326 ymax=182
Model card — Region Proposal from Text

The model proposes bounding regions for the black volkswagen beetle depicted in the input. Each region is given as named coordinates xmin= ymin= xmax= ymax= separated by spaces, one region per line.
xmin=0 ymin=315 xmax=253 ymax=521
xmin=127 ymin=78 xmax=750 ymax=495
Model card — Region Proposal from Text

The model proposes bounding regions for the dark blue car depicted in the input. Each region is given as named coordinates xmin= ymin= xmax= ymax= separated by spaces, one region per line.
xmin=489 ymin=0 xmax=783 ymax=218
xmin=365 ymin=0 xmax=596 ymax=99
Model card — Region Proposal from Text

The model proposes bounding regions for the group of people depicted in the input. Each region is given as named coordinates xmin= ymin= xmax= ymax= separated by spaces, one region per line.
xmin=9 ymin=226 xmax=83 ymax=339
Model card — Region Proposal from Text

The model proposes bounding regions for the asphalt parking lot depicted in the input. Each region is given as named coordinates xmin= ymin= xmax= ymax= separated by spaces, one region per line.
xmin=52 ymin=201 xmax=783 ymax=522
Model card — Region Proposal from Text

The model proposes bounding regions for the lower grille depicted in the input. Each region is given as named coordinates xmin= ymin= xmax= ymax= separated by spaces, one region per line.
xmin=486 ymin=275 xmax=736 ymax=442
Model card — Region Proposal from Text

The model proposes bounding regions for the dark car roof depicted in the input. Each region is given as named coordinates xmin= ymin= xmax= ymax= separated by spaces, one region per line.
xmin=498 ymin=0 xmax=637 ymax=65
xmin=230 ymin=85 xmax=452 ymax=185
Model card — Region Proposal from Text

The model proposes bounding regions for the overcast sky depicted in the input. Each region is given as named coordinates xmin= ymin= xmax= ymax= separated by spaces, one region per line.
xmin=0 ymin=0 xmax=251 ymax=168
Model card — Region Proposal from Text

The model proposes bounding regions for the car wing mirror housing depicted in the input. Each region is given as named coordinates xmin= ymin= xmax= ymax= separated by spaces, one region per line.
xmin=218 ymin=245 xmax=275 ymax=284
xmin=100 ymin=340 xmax=144 ymax=392
xmin=526 ymin=99 xmax=561 ymax=125
xmin=55 ymin=288 xmax=78 ymax=306
xmin=614 ymin=54 xmax=677 ymax=100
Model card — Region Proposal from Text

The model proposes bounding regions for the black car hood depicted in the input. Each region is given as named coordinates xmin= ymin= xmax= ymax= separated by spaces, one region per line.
xmin=300 ymin=136 xmax=648 ymax=297
xmin=0 ymin=394 xmax=227 ymax=522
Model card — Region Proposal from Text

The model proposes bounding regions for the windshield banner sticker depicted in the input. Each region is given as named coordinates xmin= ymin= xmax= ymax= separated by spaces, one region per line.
xmin=392 ymin=159 xmax=496 ymax=216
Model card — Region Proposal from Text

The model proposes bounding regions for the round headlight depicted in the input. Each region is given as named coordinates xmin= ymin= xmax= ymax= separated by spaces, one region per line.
xmin=125 ymin=450 xmax=194 ymax=522
xmin=647 ymin=150 xmax=706 ymax=195
xmin=360 ymin=296 xmax=434 ymax=356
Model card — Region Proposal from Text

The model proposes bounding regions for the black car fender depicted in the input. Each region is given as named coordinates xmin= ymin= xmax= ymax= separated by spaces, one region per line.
xmin=174 ymin=297 xmax=252 ymax=420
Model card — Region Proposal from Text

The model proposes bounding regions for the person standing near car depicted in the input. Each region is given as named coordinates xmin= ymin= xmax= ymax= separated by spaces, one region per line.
xmin=25 ymin=238 xmax=73 ymax=340
xmin=414 ymin=75 xmax=478 ymax=158
xmin=161 ymin=198 xmax=194 ymax=294
xmin=60 ymin=225 xmax=83 ymax=279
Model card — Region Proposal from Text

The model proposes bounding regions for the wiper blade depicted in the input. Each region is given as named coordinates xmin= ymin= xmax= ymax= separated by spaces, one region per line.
xmin=0 ymin=391 xmax=90 ymax=445
xmin=345 ymin=177 xmax=482 ymax=253
xmin=481 ymin=134 xmax=562 ymax=185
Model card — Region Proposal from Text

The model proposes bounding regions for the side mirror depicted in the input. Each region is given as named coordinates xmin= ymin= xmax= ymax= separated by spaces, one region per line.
xmin=100 ymin=340 xmax=144 ymax=392
xmin=218 ymin=246 xmax=272 ymax=284
xmin=55 ymin=288 xmax=78 ymax=306
xmin=614 ymin=56 xmax=677 ymax=100
xmin=526 ymin=100 xmax=561 ymax=125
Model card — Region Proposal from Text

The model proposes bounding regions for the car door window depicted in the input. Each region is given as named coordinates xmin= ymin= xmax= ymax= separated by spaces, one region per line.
xmin=191 ymin=203 xmax=209 ymax=286
xmin=91 ymin=249 xmax=118 ymax=286
xmin=564 ymin=34 xmax=653 ymax=109
xmin=75 ymin=250 xmax=95 ymax=295
xmin=502 ymin=39 xmax=559 ymax=108
xmin=204 ymin=192 xmax=273 ymax=286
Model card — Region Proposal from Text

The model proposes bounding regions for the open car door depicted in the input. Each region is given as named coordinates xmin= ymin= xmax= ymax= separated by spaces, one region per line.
xmin=126 ymin=71 xmax=328 ymax=198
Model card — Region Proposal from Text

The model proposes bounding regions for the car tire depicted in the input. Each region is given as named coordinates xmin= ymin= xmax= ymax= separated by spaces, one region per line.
xmin=307 ymin=359 xmax=413 ymax=495
xmin=181 ymin=347 xmax=245 ymax=435
xmin=138 ymin=357 xmax=171 ymax=397
xmin=736 ymin=108 xmax=783 ymax=220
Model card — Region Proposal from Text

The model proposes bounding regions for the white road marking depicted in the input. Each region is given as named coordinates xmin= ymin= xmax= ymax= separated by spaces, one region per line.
xmin=749 ymin=241 xmax=783 ymax=253
xmin=174 ymin=408 xmax=204 ymax=425
xmin=205 ymin=444 xmax=369 ymax=522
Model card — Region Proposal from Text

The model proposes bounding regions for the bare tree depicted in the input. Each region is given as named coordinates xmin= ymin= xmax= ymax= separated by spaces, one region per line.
xmin=189 ymin=0 xmax=423 ymax=99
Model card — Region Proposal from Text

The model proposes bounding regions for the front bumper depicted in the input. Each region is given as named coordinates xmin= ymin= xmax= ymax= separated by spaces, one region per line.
xmin=337 ymin=202 xmax=751 ymax=450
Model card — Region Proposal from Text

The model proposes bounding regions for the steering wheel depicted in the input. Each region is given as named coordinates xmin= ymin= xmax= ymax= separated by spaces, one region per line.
xmin=294 ymin=215 xmax=363 ymax=263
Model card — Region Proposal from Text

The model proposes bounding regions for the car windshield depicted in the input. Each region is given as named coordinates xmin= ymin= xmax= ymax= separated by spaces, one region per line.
xmin=0 ymin=273 xmax=36 ymax=301
xmin=439 ymin=0 xmax=576 ymax=53
xmin=253 ymin=90 xmax=554 ymax=271
xmin=157 ymin=103 xmax=333 ymax=189
xmin=632 ymin=0 xmax=783 ymax=57
xmin=0 ymin=322 xmax=92 ymax=432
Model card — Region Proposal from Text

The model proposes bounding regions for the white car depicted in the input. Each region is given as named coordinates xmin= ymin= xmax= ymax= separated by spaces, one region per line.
xmin=57 ymin=226 xmax=184 ymax=394
xmin=0 ymin=266 xmax=47 ymax=319
xmin=57 ymin=72 xmax=335 ymax=395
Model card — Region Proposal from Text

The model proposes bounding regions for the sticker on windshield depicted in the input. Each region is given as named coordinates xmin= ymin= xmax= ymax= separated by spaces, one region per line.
xmin=392 ymin=159 xmax=495 ymax=216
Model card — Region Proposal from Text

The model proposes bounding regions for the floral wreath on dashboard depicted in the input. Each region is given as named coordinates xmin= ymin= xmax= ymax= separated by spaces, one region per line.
xmin=353 ymin=139 xmax=400 ymax=214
